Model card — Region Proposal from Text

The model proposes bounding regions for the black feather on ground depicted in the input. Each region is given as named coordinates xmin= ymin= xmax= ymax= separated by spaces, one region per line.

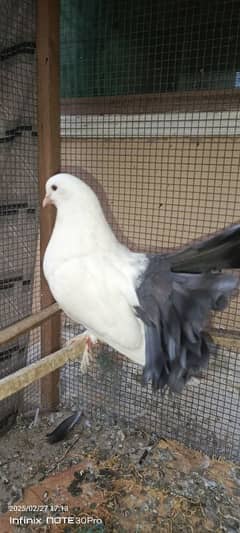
xmin=46 ymin=410 xmax=83 ymax=444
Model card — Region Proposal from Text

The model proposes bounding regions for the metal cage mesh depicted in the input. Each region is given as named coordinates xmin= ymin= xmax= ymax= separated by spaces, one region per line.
xmin=60 ymin=0 xmax=240 ymax=461
xmin=0 ymin=0 xmax=41 ymax=425
xmin=0 ymin=0 xmax=239 ymax=463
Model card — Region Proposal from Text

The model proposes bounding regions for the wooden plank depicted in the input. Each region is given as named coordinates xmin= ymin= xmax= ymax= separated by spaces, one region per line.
xmin=37 ymin=0 xmax=61 ymax=409
xmin=61 ymin=111 xmax=240 ymax=138
xmin=212 ymin=335 xmax=240 ymax=352
xmin=0 ymin=303 xmax=60 ymax=346
xmin=0 ymin=337 xmax=86 ymax=402
xmin=61 ymin=89 xmax=240 ymax=115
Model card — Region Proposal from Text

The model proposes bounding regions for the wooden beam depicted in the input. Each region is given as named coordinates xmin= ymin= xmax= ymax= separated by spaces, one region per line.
xmin=61 ymin=89 xmax=240 ymax=116
xmin=0 ymin=338 xmax=86 ymax=402
xmin=0 ymin=303 xmax=60 ymax=346
xmin=212 ymin=334 xmax=240 ymax=352
xmin=37 ymin=0 xmax=61 ymax=409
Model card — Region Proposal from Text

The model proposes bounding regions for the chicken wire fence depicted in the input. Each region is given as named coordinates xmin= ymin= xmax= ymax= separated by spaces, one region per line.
xmin=0 ymin=0 xmax=240 ymax=462
xmin=0 ymin=0 xmax=41 ymax=430
xmin=60 ymin=0 xmax=240 ymax=462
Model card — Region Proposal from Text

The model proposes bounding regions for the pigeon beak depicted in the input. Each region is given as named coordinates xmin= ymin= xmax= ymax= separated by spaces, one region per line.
xmin=42 ymin=194 xmax=52 ymax=208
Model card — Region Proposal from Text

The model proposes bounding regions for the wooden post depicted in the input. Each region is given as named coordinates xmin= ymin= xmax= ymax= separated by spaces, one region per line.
xmin=37 ymin=0 xmax=61 ymax=409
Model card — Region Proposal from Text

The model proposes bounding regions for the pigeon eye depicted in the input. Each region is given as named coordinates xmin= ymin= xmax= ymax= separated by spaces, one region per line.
xmin=51 ymin=184 xmax=58 ymax=191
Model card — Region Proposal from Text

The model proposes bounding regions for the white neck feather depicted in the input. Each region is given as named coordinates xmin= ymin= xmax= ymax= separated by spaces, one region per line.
xmin=55 ymin=201 xmax=119 ymax=253
xmin=43 ymin=195 xmax=124 ymax=280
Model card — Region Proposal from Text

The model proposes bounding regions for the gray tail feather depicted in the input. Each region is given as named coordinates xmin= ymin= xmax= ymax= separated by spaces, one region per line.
xmin=169 ymin=223 xmax=240 ymax=273
xmin=136 ymin=270 xmax=239 ymax=392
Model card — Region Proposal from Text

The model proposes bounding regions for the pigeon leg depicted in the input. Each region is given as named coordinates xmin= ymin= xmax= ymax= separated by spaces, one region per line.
xmin=67 ymin=331 xmax=98 ymax=373
xmin=80 ymin=335 xmax=97 ymax=373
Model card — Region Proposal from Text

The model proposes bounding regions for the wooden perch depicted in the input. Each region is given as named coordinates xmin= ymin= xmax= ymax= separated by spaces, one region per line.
xmin=0 ymin=303 xmax=60 ymax=346
xmin=212 ymin=333 xmax=240 ymax=352
xmin=0 ymin=337 xmax=86 ymax=402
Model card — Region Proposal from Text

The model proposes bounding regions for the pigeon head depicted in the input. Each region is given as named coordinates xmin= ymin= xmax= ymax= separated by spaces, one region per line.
xmin=43 ymin=173 xmax=99 ymax=212
xmin=42 ymin=172 xmax=119 ymax=254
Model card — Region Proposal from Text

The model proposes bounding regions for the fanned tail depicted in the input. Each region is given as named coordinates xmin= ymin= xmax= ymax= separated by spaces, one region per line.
xmin=170 ymin=223 xmax=240 ymax=273
xmin=136 ymin=223 xmax=240 ymax=392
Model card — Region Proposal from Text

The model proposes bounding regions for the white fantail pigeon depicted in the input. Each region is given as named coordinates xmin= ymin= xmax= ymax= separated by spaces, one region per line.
xmin=43 ymin=173 xmax=240 ymax=392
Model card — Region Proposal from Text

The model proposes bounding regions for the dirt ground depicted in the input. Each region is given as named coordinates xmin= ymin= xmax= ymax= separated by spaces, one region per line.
xmin=0 ymin=409 xmax=239 ymax=532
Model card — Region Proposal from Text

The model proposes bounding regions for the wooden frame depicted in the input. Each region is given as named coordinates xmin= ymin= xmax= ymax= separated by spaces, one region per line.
xmin=61 ymin=89 xmax=240 ymax=115
xmin=37 ymin=0 xmax=61 ymax=409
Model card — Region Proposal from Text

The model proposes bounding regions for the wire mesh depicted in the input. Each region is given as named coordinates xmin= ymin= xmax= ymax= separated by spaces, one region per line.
xmin=0 ymin=0 xmax=41 ymax=427
xmin=60 ymin=0 xmax=240 ymax=462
